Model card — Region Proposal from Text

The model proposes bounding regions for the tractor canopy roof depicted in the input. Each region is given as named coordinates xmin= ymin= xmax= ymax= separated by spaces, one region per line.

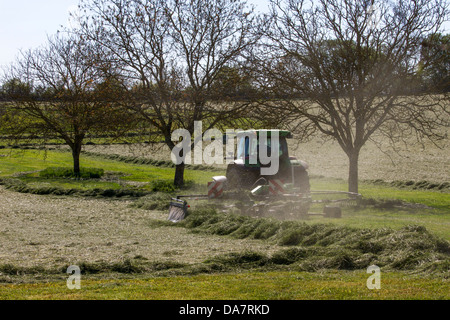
xmin=236 ymin=129 xmax=293 ymax=138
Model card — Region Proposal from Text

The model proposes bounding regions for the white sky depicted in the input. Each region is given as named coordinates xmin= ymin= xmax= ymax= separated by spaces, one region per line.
xmin=0 ymin=0 xmax=447 ymax=70
xmin=0 ymin=0 xmax=81 ymax=69
xmin=0 ymin=0 xmax=269 ymax=69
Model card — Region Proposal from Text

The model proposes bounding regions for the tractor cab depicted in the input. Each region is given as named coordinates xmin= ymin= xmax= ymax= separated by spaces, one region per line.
xmin=225 ymin=129 xmax=310 ymax=192
xmin=235 ymin=129 xmax=290 ymax=168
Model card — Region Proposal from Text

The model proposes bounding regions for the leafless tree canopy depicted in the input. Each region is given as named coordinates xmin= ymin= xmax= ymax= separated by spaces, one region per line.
xmin=253 ymin=0 xmax=449 ymax=192
xmin=3 ymin=33 xmax=132 ymax=174
xmin=77 ymin=0 xmax=260 ymax=185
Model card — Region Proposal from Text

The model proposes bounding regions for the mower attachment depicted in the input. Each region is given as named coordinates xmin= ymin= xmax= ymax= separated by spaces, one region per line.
xmin=168 ymin=198 xmax=188 ymax=223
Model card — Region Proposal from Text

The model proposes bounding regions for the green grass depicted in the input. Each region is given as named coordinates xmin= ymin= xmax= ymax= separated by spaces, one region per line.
xmin=0 ymin=148 xmax=218 ymax=185
xmin=39 ymin=167 xmax=104 ymax=179
xmin=307 ymin=206 xmax=450 ymax=241
xmin=312 ymin=177 xmax=449 ymax=211
xmin=0 ymin=271 xmax=448 ymax=300
xmin=0 ymin=148 xmax=218 ymax=199
xmin=309 ymin=177 xmax=450 ymax=240
xmin=21 ymin=177 xmax=123 ymax=191
xmin=360 ymin=185 xmax=450 ymax=211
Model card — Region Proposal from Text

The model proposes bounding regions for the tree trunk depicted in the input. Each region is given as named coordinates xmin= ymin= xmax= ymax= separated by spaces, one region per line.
xmin=72 ymin=142 xmax=82 ymax=177
xmin=167 ymin=138 xmax=186 ymax=188
xmin=174 ymin=162 xmax=185 ymax=187
xmin=348 ymin=150 xmax=359 ymax=194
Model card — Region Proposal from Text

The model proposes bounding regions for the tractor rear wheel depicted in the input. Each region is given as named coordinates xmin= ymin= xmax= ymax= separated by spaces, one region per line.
xmin=294 ymin=168 xmax=310 ymax=194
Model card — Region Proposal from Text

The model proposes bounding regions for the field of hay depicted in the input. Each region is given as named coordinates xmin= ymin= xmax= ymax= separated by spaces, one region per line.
xmin=0 ymin=188 xmax=278 ymax=272
xmin=0 ymin=131 xmax=448 ymax=299
xmin=291 ymin=134 xmax=450 ymax=183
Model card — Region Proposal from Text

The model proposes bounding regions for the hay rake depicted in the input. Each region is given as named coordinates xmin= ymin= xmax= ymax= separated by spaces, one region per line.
xmin=167 ymin=129 xmax=362 ymax=222
xmin=168 ymin=178 xmax=361 ymax=222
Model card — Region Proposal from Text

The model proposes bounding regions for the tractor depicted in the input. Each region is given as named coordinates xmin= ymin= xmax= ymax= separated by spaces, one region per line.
xmin=224 ymin=129 xmax=310 ymax=193
xmin=168 ymin=129 xmax=360 ymax=222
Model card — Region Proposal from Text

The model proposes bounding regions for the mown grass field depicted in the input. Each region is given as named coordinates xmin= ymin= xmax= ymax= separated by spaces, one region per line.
xmin=0 ymin=146 xmax=448 ymax=300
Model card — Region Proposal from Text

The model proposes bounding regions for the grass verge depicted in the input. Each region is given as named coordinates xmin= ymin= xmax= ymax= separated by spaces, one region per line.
xmin=0 ymin=271 xmax=448 ymax=300
xmin=39 ymin=167 xmax=104 ymax=179
xmin=0 ymin=148 xmax=219 ymax=185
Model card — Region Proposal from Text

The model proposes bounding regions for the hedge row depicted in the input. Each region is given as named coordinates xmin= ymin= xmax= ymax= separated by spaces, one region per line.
xmin=82 ymin=151 xmax=223 ymax=171
xmin=0 ymin=178 xmax=149 ymax=198
xmin=367 ymin=179 xmax=449 ymax=191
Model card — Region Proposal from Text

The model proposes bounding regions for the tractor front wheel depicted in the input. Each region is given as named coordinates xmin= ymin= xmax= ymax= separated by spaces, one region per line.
xmin=226 ymin=166 xmax=241 ymax=190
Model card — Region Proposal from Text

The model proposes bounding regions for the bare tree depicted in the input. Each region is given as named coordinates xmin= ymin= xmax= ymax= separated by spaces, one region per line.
xmin=78 ymin=0 xmax=260 ymax=186
xmin=3 ymin=33 xmax=132 ymax=175
xmin=254 ymin=0 xmax=449 ymax=192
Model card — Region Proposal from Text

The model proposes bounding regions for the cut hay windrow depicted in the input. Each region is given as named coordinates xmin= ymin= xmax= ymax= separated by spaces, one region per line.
xmin=178 ymin=207 xmax=450 ymax=274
